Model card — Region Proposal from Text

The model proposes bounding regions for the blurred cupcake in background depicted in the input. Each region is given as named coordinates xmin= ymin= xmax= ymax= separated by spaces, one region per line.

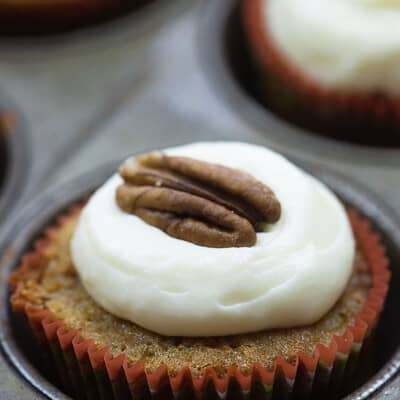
xmin=242 ymin=0 xmax=400 ymax=147
xmin=0 ymin=0 xmax=153 ymax=35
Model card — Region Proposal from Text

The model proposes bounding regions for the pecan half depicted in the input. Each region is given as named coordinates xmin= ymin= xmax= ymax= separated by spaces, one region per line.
xmin=116 ymin=152 xmax=281 ymax=248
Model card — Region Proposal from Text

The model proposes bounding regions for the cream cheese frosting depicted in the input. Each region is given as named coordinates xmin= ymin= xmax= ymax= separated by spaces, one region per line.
xmin=265 ymin=0 xmax=400 ymax=94
xmin=71 ymin=142 xmax=355 ymax=337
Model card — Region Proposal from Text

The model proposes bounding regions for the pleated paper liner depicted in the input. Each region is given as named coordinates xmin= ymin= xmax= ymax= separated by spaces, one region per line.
xmin=9 ymin=208 xmax=390 ymax=400
xmin=0 ymin=0 xmax=155 ymax=35
xmin=242 ymin=0 xmax=400 ymax=147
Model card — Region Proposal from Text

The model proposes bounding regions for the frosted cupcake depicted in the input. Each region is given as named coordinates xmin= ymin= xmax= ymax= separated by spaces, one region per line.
xmin=242 ymin=0 xmax=400 ymax=146
xmin=10 ymin=142 xmax=390 ymax=399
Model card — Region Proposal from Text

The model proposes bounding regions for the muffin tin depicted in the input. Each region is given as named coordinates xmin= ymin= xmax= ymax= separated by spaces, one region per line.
xmin=0 ymin=96 xmax=30 ymax=224
xmin=1 ymin=160 xmax=400 ymax=399
xmin=198 ymin=0 xmax=400 ymax=166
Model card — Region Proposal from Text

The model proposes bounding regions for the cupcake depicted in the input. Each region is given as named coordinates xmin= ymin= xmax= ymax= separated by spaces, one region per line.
xmin=9 ymin=142 xmax=390 ymax=399
xmin=242 ymin=0 xmax=400 ymax=147
xmin=0 ymin=0 xmax=152 ymax=35
xmin=0 ymin=118 xmax=6 ymax=192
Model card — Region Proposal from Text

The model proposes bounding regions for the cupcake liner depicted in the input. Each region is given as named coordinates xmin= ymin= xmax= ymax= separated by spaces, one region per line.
xmin=9 ymin=207 xmax=390 ymax=400
xmin=0 ymin=0 xmax=152 ymax=35
xmin=242 ymin=0 xmax=400 ymax=145
xmin=0 ymin=1 xmax=116 ymax=34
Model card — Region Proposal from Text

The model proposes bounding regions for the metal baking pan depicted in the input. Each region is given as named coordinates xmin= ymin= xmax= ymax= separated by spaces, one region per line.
xmin=1 ymin=159 xmax=400 ymax=399
xmin=0 ymin=93 xmax=30 ymax=225
xmin=198 ymin=0 xmax=400 ymax=167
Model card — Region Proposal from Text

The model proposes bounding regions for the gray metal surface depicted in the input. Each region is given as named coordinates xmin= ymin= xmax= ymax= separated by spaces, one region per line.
xmin=0 ymin=0 xmax=399 ymax=398
xmin=0 ymin=93 xmax=31 ymax=223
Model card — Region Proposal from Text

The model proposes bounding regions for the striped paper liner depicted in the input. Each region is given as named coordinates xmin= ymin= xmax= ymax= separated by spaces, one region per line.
xmin=0 ymin=0 xmax=152 ymax=34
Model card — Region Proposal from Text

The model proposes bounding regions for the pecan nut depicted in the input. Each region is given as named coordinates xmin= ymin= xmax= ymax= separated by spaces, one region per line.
xmin=116 ymin=152 xmax=281 ymax=248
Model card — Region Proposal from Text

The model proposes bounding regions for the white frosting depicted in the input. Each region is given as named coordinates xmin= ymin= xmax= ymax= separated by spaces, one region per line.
xmin=265 ymin=0 xmax=400 ymax=94
xmin=71 ymin=142 xmax=355 ymax=337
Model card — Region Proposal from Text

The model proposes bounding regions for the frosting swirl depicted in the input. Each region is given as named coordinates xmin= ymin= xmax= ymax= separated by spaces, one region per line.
xmin=71 ymin=142 xmax=355 ymax=337
xmin=265 ymin=0 xmax=400 ymax=94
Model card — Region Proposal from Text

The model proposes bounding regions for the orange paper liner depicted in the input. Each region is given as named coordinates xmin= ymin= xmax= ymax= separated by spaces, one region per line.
xmin=0 ymin=0 xmax=152 ymax=35
xmin=242 ymin=0 xmax=400 ymax=123
xmin=9 ymin=207 xmax=390 ymax=399
xmin=0 ymin=1 xmax=117 ymax=32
